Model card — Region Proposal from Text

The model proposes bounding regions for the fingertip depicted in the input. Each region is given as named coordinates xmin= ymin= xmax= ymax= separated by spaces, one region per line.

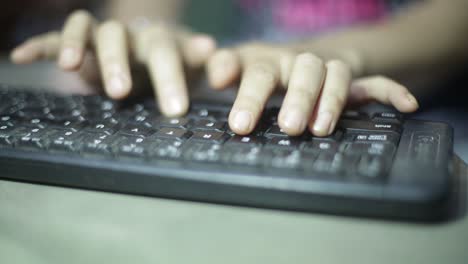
xmin=278 ymin=108 xmax=307 ymax=136
xmin=207 ymin=49 xmax=240 ymax=90
xmin=10 ymin=44 xmax=36 ymax=64
xmin=10 ymin=47 xmax=26 ymax=64
xmin=229 ymin=109 xmax=254 ymax=135
xmin=310 ymin=111 xmax=334 ymax=137
xmin=105 ymin=75 xmax=132 ymax=100
xmin=58 ymin=47 xmax=83 ymax=71
xmin=392 ymin=90 xmax=419 ymax=113
xmin=160 ymin=97 xmax=190 ymax=117
xmin=403 ymin=92 xmax=419 ymax=112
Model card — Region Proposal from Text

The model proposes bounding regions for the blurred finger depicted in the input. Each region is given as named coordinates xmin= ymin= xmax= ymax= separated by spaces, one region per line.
xmin=229 ymin=61 xmax=279 ymax=135
xmin=58 ymin=10 xmax=94 ymax=70
xmin=10 ymin=32 xmax=60 ymax=64
xmin=206 ymin=49 xmax=242 ymax=89
xmin=180 ymin=34 xmax=217 ymax=68
xmin=147 ymin=33 xmax=189 ymax=116
xmin=96 ymin=21 xmax=132 ymax=99
xmin=278 ymin=53 xmax=325 ymax=136
xmin=309 ymin=60 xmax=351 ymax=136
xmin=348 ymin=76 xmax=419 ymax=112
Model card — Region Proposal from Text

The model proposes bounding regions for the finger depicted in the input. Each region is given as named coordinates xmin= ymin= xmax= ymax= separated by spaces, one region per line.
xmin=10 ymin=32 xmax=60 ymax=64
xmin=96 ymin=21 xmax=132 ymax=99
xmin=206 ymin=49 xmax=242 ymax=89
xmin=278 ymin=53 xmax=326 ymax=136
xmin=348 ymin=76 xmax=419 ymax=112
xmin=180 ymin=33 xmax=217 ymax=68
xmin=229 ymin=61 xmax=279 ymax=135
xmin=58 ymin=10 xmax=94 ymax=70
xmin=78 ymin=51 xmax=102 ymax=87
xmin=147 ymin=33 xmax=189 ymax=117
xmin=309 ymin=60 xmax=352 ymax=137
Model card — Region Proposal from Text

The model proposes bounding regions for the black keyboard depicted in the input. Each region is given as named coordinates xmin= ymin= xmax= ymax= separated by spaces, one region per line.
xmin=0 ymin=85 xmax=457 ymax=222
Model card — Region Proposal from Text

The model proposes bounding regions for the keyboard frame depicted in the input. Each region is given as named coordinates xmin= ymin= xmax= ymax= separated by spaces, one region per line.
xmin=0 ymin=117 xmax=456 ymax=222
xmin=0 ymin=86 xmax=458 ymax=222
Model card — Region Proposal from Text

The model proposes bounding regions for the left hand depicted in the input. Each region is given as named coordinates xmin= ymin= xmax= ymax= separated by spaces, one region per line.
xmin=206 ymin=43 xmax=419 ymax=136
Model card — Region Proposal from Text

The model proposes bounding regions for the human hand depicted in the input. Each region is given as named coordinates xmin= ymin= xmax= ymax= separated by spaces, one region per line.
xmin=10 ymin=10 xmax=217 ymax=117
xmin=206 ymin=43 xmax=419 ymax=136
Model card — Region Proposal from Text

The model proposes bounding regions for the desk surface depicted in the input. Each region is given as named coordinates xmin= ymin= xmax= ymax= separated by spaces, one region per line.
xmin=1 ymin=61 xmax=467 ymax=264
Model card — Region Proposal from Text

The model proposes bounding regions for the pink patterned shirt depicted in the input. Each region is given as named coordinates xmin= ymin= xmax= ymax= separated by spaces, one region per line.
xmin=237 ymin=0 xmax=398 ymax=38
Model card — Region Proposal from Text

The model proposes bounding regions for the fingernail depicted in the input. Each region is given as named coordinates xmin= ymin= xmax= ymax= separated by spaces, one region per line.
xmin=282 ymin=109 xmax=306 ymax=133
xmin=231 ymin=110 xmax=253 ymax=133
xmin=165 ymin=97 xmax=187 ymax=116
xmin=406 ymin=92 xmax=419 ymax=107
xmin=313 ymin=111 xmax=333 ymax=135
xmin=59 ymin=47 xmax=80 ymax=68
xmin=108 ymin=75 xmax=129 ymax=99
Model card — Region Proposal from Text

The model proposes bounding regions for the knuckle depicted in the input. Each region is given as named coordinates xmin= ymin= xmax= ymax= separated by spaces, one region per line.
xmin=98 ymin=20 xmax=124 ymax=34
xmin=296 ymin=52 xmax=323 ymax=67
xmin=327 ymin=60 xmax=352 ymax=80
xmin=291 ymin=85 xmax=317 ymax=100
xmin=248 ymin=62 xmax=278 ymax=85
xmin=237 ymin=94 xmax=264 ymax=112
xmin=323 ymin=95 xmax=346 ymax=109
xmin=372 ymin=75 xmax=388 ymax=83
xmin=146 ymin=25 xmax=172 ymax=40
xmin=327 ymin=59 xmax=348 ymax=71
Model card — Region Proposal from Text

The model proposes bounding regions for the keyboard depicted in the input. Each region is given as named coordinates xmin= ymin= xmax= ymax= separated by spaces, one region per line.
xmin=0 ymin=85 xmax=457 ymax=222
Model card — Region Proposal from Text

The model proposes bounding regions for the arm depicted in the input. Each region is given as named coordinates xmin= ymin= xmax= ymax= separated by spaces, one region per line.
xmin=293 ymin=0 xmax=468 ymax=94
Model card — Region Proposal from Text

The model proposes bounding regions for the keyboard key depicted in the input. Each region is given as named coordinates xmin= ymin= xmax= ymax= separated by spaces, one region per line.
xmin=13 ymin=127 xmax=50 ymax=149
xmin=357 ymin=155 xmax=387 ymax=180
xmin=308 ymin=129 xmax=343 ymax=142
xmin=85 ymin=121 xmax=119 ymax=135
xmin=339 ymin=120 xmax=402 ymax=134
xmin=342 ymin=110 xmax=368 ymax=120
xmin=190 ymin=131 xmax=229 ymax=144
xmin=310 ymin=152 xmax=335 ymax=173
xmin=80 ymin=133 xmax=116 ymax=156
xmin=344 ymin=132 xmax=399 ymax=145
xmin=302 ymin=140 xmax=339 ymax=153
xmin=226 ymin=135 xmax=263 ymax=146
xmin=47 ymin=129 xmax=82 ymax=152
xmin=49 ymin=119 xmax=85 ymax=132
xmin=340 ymin=142 xmax=396 ymax=157
xmin=372 ymin=112 xmax=402 ymax=124
xmin=189 ymin=107 xmax=229 ymax=120
xmin=221 ymin=145 xmax=262 ymax=166
xmin=411 ymin=132 xmax=440 ymax=162
xmin=154 ymin=117 xmax=191 ymax=129
xmin=112 ymin=137 xmax=148 ymax=158
xmin=153 ymin=127 xmax=192 ymax=140
xmin=0 ymin=124 xmax=18 ymax=146
xmin=0 ymin=115 xmax=16 ymax=126
xmin=262 ymin=149 xmax=302 ymax=169
xmin=22 ymin=118 xmax=49 ymax=129
xmin=265 ymin=125 xmax=287 ymax=137
xmin=148 ymin=139 xmax=184 ymax=159
xmin=119 ymin=124 xmax=155 ymax=137
xmin=192 ymin=119 xmax=226 ymax=131
xmin=183 ymin=142 xmax=222 ymax=162
xmin=266 ymin=137 xmax=301 ymax=149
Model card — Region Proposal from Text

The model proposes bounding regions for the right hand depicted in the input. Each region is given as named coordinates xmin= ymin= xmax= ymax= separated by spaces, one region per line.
xmin=10 ymin=10 xmax=217 ymax=117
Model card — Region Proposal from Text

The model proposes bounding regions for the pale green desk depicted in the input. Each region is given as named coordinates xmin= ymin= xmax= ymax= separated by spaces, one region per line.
xmin=0 ymin=61 xmax=467 ymax=264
